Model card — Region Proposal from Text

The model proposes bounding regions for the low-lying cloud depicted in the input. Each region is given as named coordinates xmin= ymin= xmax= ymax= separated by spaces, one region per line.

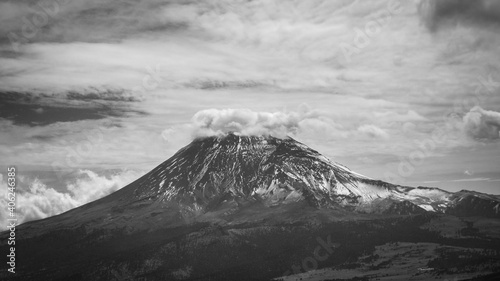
xmin=0 ymin=169 xmax=142 ymax=230
xmin=463 ymin=106 xmax=500 ymax=140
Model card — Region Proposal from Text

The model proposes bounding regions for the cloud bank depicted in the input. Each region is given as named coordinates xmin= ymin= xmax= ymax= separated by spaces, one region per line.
xmin=0 ymin=169 xmax=142 ymax=230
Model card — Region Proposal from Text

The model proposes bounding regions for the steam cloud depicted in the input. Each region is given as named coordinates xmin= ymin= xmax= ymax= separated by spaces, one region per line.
xmin=0 ymin=169 xmax=142 ymax=230
xmin=463 ymin=106 xmax=500 ymax=140
xmin=192 ymin=108 xmax=305 ymax=138
xmin=189 ymin=108 xmax=389 ymax=140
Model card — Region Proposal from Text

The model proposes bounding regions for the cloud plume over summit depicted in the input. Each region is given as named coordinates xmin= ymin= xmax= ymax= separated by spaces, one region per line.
xmin=191 ymin=108 xmax=311 ymax=138
xmin=187 ymin=107 xmax=391 ymax=141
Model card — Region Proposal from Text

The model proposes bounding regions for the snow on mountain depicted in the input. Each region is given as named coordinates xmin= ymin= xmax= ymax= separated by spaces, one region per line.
xmin=17 ymin=133 xmax=500 ymax=237
xmin=4 ymin=133 xmax=500 ymax=281
xmin=83 ymin=133 xmax=498 ymax=218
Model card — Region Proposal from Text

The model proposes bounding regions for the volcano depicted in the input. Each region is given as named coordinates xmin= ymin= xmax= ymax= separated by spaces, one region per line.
xmin=2 ymin=133 xmax=500 ymax=281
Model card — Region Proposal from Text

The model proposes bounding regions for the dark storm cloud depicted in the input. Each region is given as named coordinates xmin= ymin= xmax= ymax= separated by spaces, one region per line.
xmin=0 ymin=90 xmax=146 ymax=126
xmin=419 ymin=0 xmax=500 ymax=31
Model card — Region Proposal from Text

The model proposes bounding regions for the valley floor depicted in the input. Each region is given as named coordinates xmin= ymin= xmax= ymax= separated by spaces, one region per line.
xmin=278 ymin=242 xmax=500 ymax=281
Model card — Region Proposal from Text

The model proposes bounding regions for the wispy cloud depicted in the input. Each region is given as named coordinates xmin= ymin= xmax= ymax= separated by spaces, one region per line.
xmin=452 ymin=177 xmax=491 ymax=183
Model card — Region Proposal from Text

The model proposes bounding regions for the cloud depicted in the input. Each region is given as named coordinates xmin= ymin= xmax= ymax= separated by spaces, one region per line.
xmin=0 ymin=0 xmax=417 ymax=93
xmin=0 ymin=169 xmax=142 ymax=230
xmin=191 ymin=108 xmax=306 ymax=138
xmin=0 ymin=0 xmax=499 ymax=196
xmin=418 ymin=0 xmax=500 ymax=31
xmin=452 ymin=177 xmax=491 ymax=183
xmin=34 ymin=107 xmax=44 ymax=114
xmin=463 ymin=106 xmax=500 ymax=140
xmin=0 ymin=90 xmax=144 ymax=126
xmin=0 ymin=0 xmax=189 ymax=46
xmin=373 ymin=110 xmax=427 ymax=124
xmin=357 ymin=124 xmax=389 ymax=139
xmin=168 ymin=107 xmax=392 ymax=144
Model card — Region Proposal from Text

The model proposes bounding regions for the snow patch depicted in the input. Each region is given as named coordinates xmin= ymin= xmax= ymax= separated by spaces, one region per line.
xmin=418 ymin=204 xmax=435 ymax=212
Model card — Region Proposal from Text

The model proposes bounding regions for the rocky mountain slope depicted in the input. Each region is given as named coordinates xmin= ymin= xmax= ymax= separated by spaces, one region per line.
xmin=1 ymin=133 xmax=499 ymax=280
xmin=70 ymin=133 xmax=499 ymax=220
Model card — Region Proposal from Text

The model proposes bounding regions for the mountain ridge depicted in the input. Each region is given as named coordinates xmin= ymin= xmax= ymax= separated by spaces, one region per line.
xmin=13 ymin=133 xmax=500 ymax=237
xmin=3 ymin=133 xmax=500 ymax=281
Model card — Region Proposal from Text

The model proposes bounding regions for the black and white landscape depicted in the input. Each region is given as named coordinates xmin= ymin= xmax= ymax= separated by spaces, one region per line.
xmin=2 ymin=133 xmax=500 ymax=280
xmin=1 ymin=0 xmax=500 ymax=280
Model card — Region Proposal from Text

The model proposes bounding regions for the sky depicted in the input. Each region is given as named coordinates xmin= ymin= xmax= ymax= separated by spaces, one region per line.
xmin=0 ymin=0 xmax=500 ymax=227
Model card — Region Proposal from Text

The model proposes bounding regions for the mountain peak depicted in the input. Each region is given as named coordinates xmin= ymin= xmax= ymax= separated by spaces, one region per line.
xmin=11 ymin=134 xmax=500 ymax=241
xmin=193 ymin=132 xmax=294 ymax=149
xmin=126 ymin=133 xmax=363 ymax=209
